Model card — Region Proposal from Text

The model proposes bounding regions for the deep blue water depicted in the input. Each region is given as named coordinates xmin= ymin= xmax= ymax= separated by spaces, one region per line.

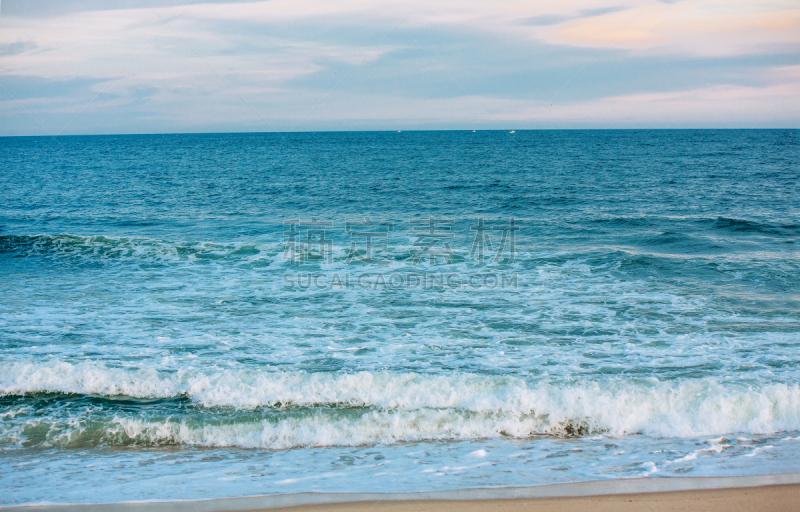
xmin=0 ymin=130 xmax=799 ymax=504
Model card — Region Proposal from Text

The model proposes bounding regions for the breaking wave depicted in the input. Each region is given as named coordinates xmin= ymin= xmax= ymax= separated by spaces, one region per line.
xmin=2 ymin=361 xmax=799 ymax=449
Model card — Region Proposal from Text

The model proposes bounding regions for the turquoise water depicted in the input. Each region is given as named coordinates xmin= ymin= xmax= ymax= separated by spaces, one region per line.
xmin=0 ymin=130 xmax=798 ymax=504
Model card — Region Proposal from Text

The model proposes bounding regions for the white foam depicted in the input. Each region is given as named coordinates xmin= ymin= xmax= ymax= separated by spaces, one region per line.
xmin=668 ymin=438 xmax=732 ymax=464
xmin=3 ymin=360 xmax=800 ymax=448
xmin=641 ymin=461 xmax=658 ymax=475
xmin=744 ymin=445 xmax=774 ymax=457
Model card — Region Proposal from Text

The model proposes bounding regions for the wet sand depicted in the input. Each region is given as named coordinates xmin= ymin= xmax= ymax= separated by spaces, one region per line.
xmin=3 ymin=475 xmax=800 ymax=512
xmin=261 ymin=484 xmax=800 ymax=512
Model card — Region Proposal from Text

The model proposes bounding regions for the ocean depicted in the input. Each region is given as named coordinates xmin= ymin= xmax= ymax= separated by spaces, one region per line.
xmin=0 ymin=130 xmax=798 ymax=504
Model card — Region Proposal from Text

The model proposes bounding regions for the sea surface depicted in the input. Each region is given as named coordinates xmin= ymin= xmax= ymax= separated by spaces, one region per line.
xmin=0 ymin=130 xmax=798 ymax=505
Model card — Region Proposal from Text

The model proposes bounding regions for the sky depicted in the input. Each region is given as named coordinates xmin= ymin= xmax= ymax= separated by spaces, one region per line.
xmin=0 ymin=0 xmax=798 ymax=135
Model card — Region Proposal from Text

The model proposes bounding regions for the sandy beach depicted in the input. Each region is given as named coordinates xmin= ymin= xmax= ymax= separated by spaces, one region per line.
xmin=263 ymin=485 xmax=800 ymax=512
xmin=3 ymin=486 xmax=799 ymax=512
xmin=4 ymin=475 xmax=800 ymax=512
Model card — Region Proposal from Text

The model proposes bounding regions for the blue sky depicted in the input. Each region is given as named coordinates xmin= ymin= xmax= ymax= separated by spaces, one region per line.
xmin=0 ymin=0 xmax=798 ymax=135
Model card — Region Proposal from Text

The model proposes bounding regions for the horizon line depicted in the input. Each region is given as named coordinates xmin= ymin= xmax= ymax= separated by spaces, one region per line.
xmin=1 ymin=127 xmax=798 ymax=139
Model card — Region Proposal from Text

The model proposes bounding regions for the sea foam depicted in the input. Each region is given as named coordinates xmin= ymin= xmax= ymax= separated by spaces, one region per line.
xmin=3 ymin=360 xmax=800 ymax=449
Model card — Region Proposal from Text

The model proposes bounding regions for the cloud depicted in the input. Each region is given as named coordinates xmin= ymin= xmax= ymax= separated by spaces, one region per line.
xmin=0 ymin=40 xmax=37 ymax=55
xmin=0 ymin=0 xmax=798 ymax=134
xmin=0 ymin=74 xmax=104 ymax=100
xmin=547 ymin=0 xmax=800 ymax=55
xmin=521 ymin=7 xmax=627 ymax=27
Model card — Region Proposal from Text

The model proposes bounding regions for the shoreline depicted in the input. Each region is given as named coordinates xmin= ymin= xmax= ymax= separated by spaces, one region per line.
xmin=4 ymin=473 xmax=800 ymax=512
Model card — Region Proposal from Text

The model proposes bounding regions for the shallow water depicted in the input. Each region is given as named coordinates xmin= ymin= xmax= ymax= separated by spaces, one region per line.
xmin=1 ymin=130 xmax=798 ymax=504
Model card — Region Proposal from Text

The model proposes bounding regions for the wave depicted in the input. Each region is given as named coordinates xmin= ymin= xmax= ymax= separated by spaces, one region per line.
xmin=0 ymin=233 xmax=445 ymax=267
xmin=587 ymin=215 xmax=800 ymax=236
xmin=2 ymin=361 xmax=800 ymax=449
xmin=0 ymin=409 xmax=611 ymax=450
xmin=0 ymin=234 xmax=282 ymax=264
xmin=712 ymin=217 xmax=800 ymax=235
xmin=590 ymin=216 xmax=654 ymax=227
xmin=636 ymin=231 xmax=721 ymax=252
xmin=1 ymin=232 xmax=792 ymax=272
